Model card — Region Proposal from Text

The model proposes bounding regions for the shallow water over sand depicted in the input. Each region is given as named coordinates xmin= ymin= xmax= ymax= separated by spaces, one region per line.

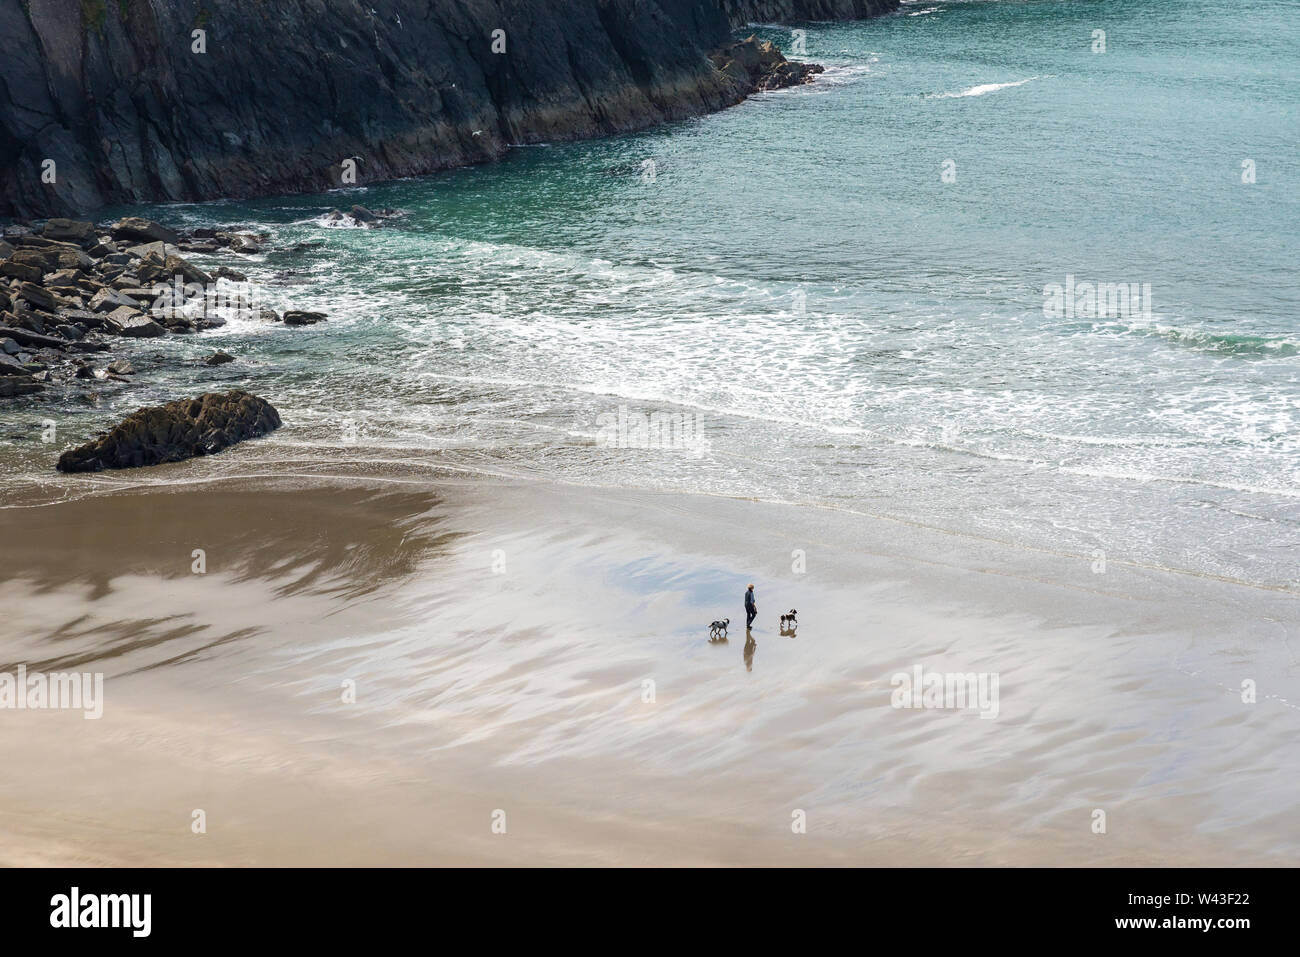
xmin=1 ymin=472 xmax=1295 ymax=865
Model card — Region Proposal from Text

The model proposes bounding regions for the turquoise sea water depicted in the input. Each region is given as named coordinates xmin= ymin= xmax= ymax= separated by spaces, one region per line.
xmin=6 ymin=0 xmax=1299 ymax=588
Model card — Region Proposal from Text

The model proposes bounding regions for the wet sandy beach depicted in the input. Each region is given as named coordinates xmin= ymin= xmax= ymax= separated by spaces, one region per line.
xmin=1 ymin=468 xmax=1297 ymax=865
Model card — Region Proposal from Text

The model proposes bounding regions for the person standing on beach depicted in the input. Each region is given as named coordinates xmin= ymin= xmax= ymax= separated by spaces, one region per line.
xmin=744 ymin=584 xmax=757 ymax=630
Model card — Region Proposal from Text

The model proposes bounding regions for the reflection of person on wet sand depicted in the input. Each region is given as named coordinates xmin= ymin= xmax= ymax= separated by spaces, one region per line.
xmin=744 ymin=583 xmax=757 ymax=630
xmin=744 ymin=633 xmax=756 ymax=671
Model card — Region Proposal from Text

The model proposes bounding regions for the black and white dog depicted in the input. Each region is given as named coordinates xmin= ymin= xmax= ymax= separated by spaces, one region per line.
xmin=709 ymin=618 xmax=730 ymax=640
xmin=779 ymin=609 xmax=797 ymax=628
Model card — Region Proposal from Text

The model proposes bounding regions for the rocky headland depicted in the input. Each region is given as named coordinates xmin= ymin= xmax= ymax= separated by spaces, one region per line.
xmin=0 ymin=0 xmax=899 ymax=218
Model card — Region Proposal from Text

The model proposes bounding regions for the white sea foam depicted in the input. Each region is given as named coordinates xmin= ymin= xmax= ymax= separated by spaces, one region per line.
xmin=931 ymin=77 xmax=1040 ymax=98
xmin=307 ymin=213 xmax=370 ymax=229
xmin=816 ymin=63 xmax=876 ymax=87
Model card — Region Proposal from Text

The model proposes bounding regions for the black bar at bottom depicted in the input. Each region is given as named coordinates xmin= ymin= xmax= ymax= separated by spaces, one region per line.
xmin=0 ymin=867 xmax=1281 ymax=943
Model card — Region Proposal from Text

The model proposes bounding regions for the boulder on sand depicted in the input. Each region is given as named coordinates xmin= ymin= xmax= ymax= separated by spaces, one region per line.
xmin=56 ymin=390 xmax=282 ymax=472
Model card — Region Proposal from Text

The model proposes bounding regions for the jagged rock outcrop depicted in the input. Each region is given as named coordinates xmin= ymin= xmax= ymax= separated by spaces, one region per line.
xmin=712 ymin=36 xmax=824 ymax=94
xmin=55 ymin=389 xmax=282 ymax=471
xmin=0 ymin=0 xmax=898 ymax=218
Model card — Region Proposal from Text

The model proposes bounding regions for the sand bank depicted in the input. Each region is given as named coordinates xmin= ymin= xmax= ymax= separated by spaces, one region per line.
xmin=1 ymin=468 xmax=1295 ymax=865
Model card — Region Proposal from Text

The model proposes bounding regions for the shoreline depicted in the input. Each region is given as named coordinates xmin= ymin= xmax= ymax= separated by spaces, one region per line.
xmin=1 ymin=28 xmax=858 ymax=450
xmin=2 ymin=468 xmax=1295 ymax=865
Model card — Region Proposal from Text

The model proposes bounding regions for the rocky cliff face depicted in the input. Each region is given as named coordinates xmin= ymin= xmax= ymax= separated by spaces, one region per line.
xmin=0 ymin=0 xmax=897 ymax=218
xmin=722 ymin=0 xmax=898 ymax=23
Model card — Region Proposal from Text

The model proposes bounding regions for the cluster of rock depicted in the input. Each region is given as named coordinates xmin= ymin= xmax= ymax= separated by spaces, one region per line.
xmin=710 ymin=36 xmax=826 ymax=95
xmin=55 ymin=389 xmax=283 ymax=472
xmin=0 ymin=215 xmax=329 ymax=401
xmin=0 ymin=213 xmax=334 ymax=469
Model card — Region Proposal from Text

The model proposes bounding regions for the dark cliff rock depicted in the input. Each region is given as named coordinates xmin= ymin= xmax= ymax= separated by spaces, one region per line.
xmin=0 ymin=0 xmax=898 ymax=218
xmin=55 ymin=389 xmax=282 ymax=471
xmin=721 ymin=0 xmax=897 ymax=23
